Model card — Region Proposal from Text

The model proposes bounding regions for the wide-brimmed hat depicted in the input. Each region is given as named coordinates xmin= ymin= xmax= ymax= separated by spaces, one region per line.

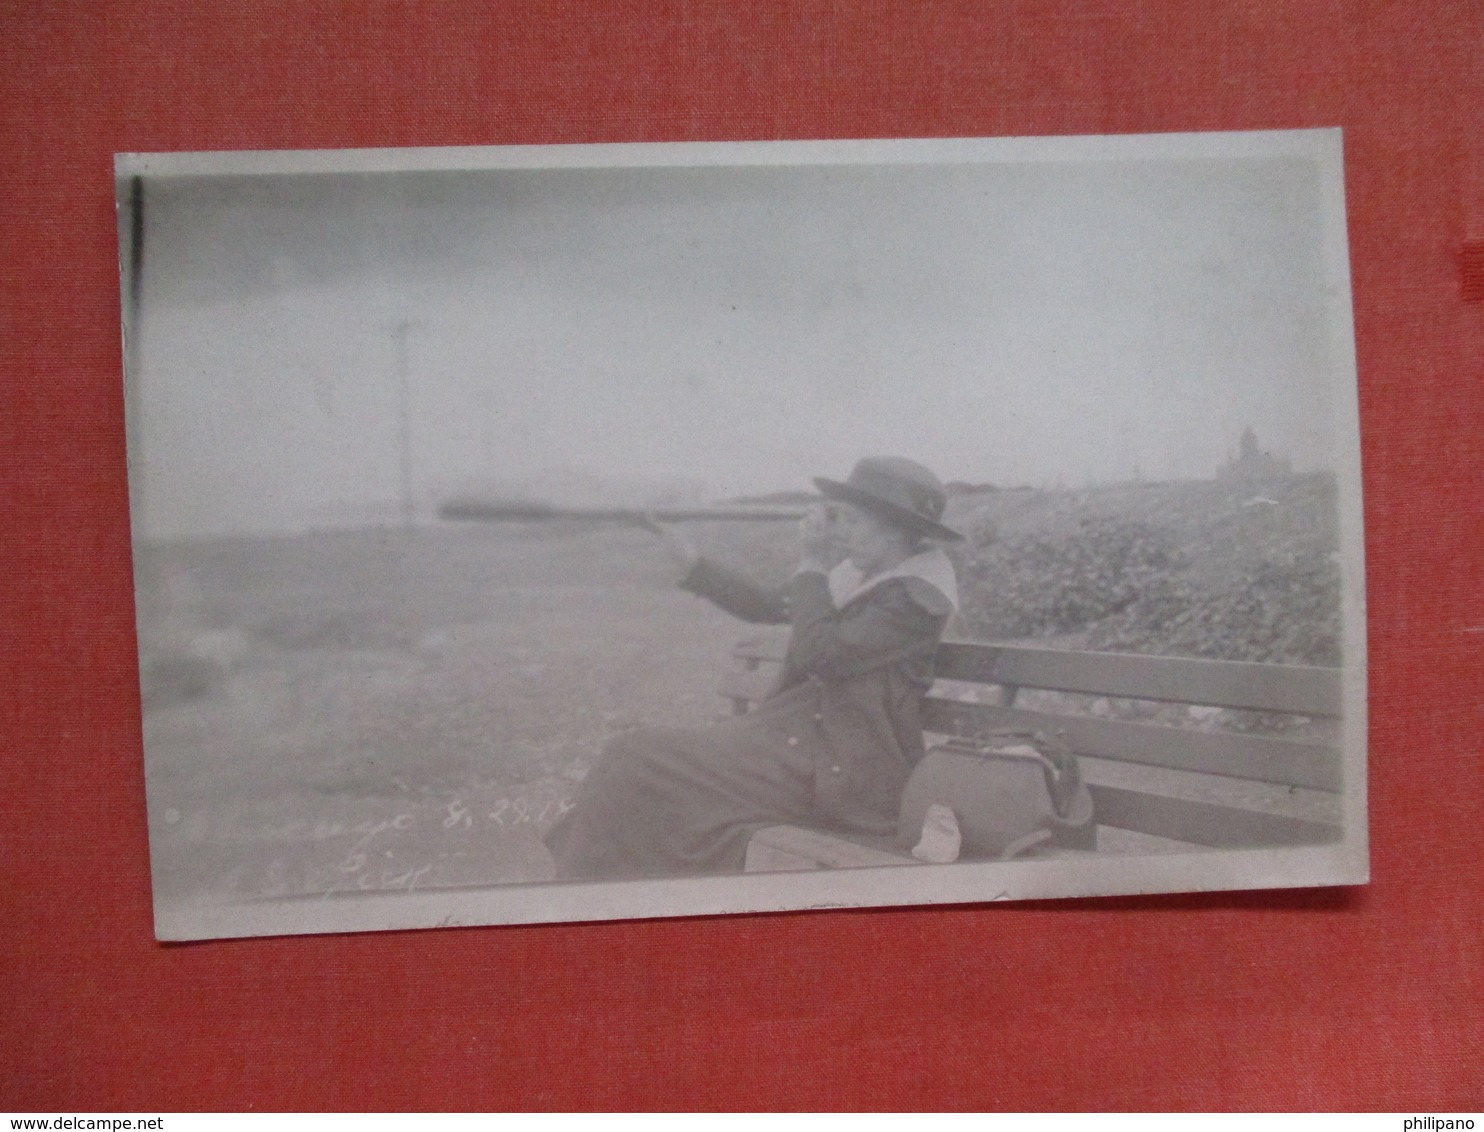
xmin=814 ymin=456 xmax=963 ymax=542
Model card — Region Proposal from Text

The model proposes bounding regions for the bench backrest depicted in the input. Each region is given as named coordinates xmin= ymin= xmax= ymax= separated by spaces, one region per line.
xmin=722 ymin=633 xmax=1346 ymax=849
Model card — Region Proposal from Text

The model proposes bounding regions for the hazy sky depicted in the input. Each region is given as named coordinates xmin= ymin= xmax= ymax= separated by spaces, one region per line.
xmin=130 ymin=148 xmax=1351 ymax=538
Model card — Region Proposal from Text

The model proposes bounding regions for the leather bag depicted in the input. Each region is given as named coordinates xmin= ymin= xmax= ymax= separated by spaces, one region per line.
xmin=897 ymin=729 xmax=1096 ymax=859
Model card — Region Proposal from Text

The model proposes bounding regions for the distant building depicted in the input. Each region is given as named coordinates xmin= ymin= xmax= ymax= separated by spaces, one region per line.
xmin=1218 ymin=427 xmax=1292 ymax=481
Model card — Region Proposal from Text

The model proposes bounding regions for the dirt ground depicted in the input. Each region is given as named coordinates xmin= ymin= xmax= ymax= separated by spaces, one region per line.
xmin=137 ymin=523 xmax=753 ymax=907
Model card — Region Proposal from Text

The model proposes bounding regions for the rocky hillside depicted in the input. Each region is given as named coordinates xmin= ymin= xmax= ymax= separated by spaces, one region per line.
xmin=949 ymin=473 xmax=1344 ymax=665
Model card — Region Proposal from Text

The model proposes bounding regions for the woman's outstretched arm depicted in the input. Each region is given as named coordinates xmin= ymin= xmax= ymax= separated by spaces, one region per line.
xmin=652 ymin=508 xmax=838 ymax=626
xmin=678 ymin=557 xmax=792 ymax=624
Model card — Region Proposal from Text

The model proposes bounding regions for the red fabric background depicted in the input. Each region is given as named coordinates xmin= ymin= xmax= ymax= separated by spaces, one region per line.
xmin=2 ymin=0 xmax=1481 ymax=1111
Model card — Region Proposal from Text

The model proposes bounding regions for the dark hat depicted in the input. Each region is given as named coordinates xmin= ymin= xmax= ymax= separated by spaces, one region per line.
xmin=814 ymin=457 xmax=963 ymax=542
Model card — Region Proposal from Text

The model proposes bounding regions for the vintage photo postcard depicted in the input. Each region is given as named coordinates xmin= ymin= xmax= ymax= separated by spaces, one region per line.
xmin=116 ymin=131 xmax=1367 ymax=941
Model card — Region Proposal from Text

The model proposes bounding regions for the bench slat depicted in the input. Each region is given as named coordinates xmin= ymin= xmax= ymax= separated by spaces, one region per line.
xmin=920 ymin=698 xmax=1341 ymax=791
xmin=935 ymin=642 xmax=1342 ymax=717
xmin=734 ymin=636 xmax=1342 ymax=717
xmin=1084 ymin=782 xmax=1343 ymax=848
xmin=745 ymin=825 xmax=917 ymax=871
xmin=724 ymin=668 xmax=1343 ymax=788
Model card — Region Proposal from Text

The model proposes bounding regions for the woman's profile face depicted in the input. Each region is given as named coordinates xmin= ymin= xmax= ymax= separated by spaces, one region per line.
xmin=832 ymin=502 xmax=914 ymax=574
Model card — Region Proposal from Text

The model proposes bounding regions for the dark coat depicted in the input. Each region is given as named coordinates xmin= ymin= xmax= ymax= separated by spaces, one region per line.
xmin=545 ymin=556 xmax=952 ymax=879
xmin=680 ymin=557 xmax=950 ymax=829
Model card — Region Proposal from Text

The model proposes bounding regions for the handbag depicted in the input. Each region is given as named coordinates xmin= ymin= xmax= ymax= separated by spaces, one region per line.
xmin=897 ymin=728 xmax=1096 ymax=859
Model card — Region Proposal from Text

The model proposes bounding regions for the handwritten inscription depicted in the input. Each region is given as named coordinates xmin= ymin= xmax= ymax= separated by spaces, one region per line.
xmin=308 ymin=787 xmax=570 ymax=894
xmin=350 ymin=864 xmax=433 ymax=891
xmin=335 ymin=812 xmax=416 ymax=875
xmin=488 ymin=796 xmax=574 ymax=826
xmin=443 ymin=797 xmax=472 ymax=829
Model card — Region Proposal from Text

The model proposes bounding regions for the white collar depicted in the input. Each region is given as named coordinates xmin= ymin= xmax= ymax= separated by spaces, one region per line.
xmin=827 ymin=546 xmax=959 ymax=612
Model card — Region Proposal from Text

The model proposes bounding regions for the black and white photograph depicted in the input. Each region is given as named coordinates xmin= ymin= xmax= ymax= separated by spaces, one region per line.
xmin=118 ymin=132 xmax=1367 ymax=940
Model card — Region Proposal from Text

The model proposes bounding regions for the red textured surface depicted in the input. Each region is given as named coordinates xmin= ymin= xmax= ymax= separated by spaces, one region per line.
xmin=1463 ymin=244 xmax=1484 ymax=302
xmin=3 ymin=0 xmax=1482 ymax=1112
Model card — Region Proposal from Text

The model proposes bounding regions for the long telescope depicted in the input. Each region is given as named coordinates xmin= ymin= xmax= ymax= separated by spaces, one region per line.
xmin=438 ymin=498 xmax=810 ymax=525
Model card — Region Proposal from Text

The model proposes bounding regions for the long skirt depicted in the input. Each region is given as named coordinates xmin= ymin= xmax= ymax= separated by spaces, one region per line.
xmin=545 ymin=686 xmax=821 ymax=880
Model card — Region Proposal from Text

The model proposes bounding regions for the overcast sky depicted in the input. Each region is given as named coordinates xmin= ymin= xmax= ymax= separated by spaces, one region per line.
xmin=129 ymin=148 xmax=1351 ymax=539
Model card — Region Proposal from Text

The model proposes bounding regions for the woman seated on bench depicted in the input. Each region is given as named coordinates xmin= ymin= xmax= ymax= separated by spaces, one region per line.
xmin=545 ymin=456 xmax=962 ymax=880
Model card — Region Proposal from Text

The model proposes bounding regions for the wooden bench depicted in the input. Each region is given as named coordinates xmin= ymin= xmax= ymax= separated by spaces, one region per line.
xmin=721 ymin=633 xmax=1347 ymax=871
